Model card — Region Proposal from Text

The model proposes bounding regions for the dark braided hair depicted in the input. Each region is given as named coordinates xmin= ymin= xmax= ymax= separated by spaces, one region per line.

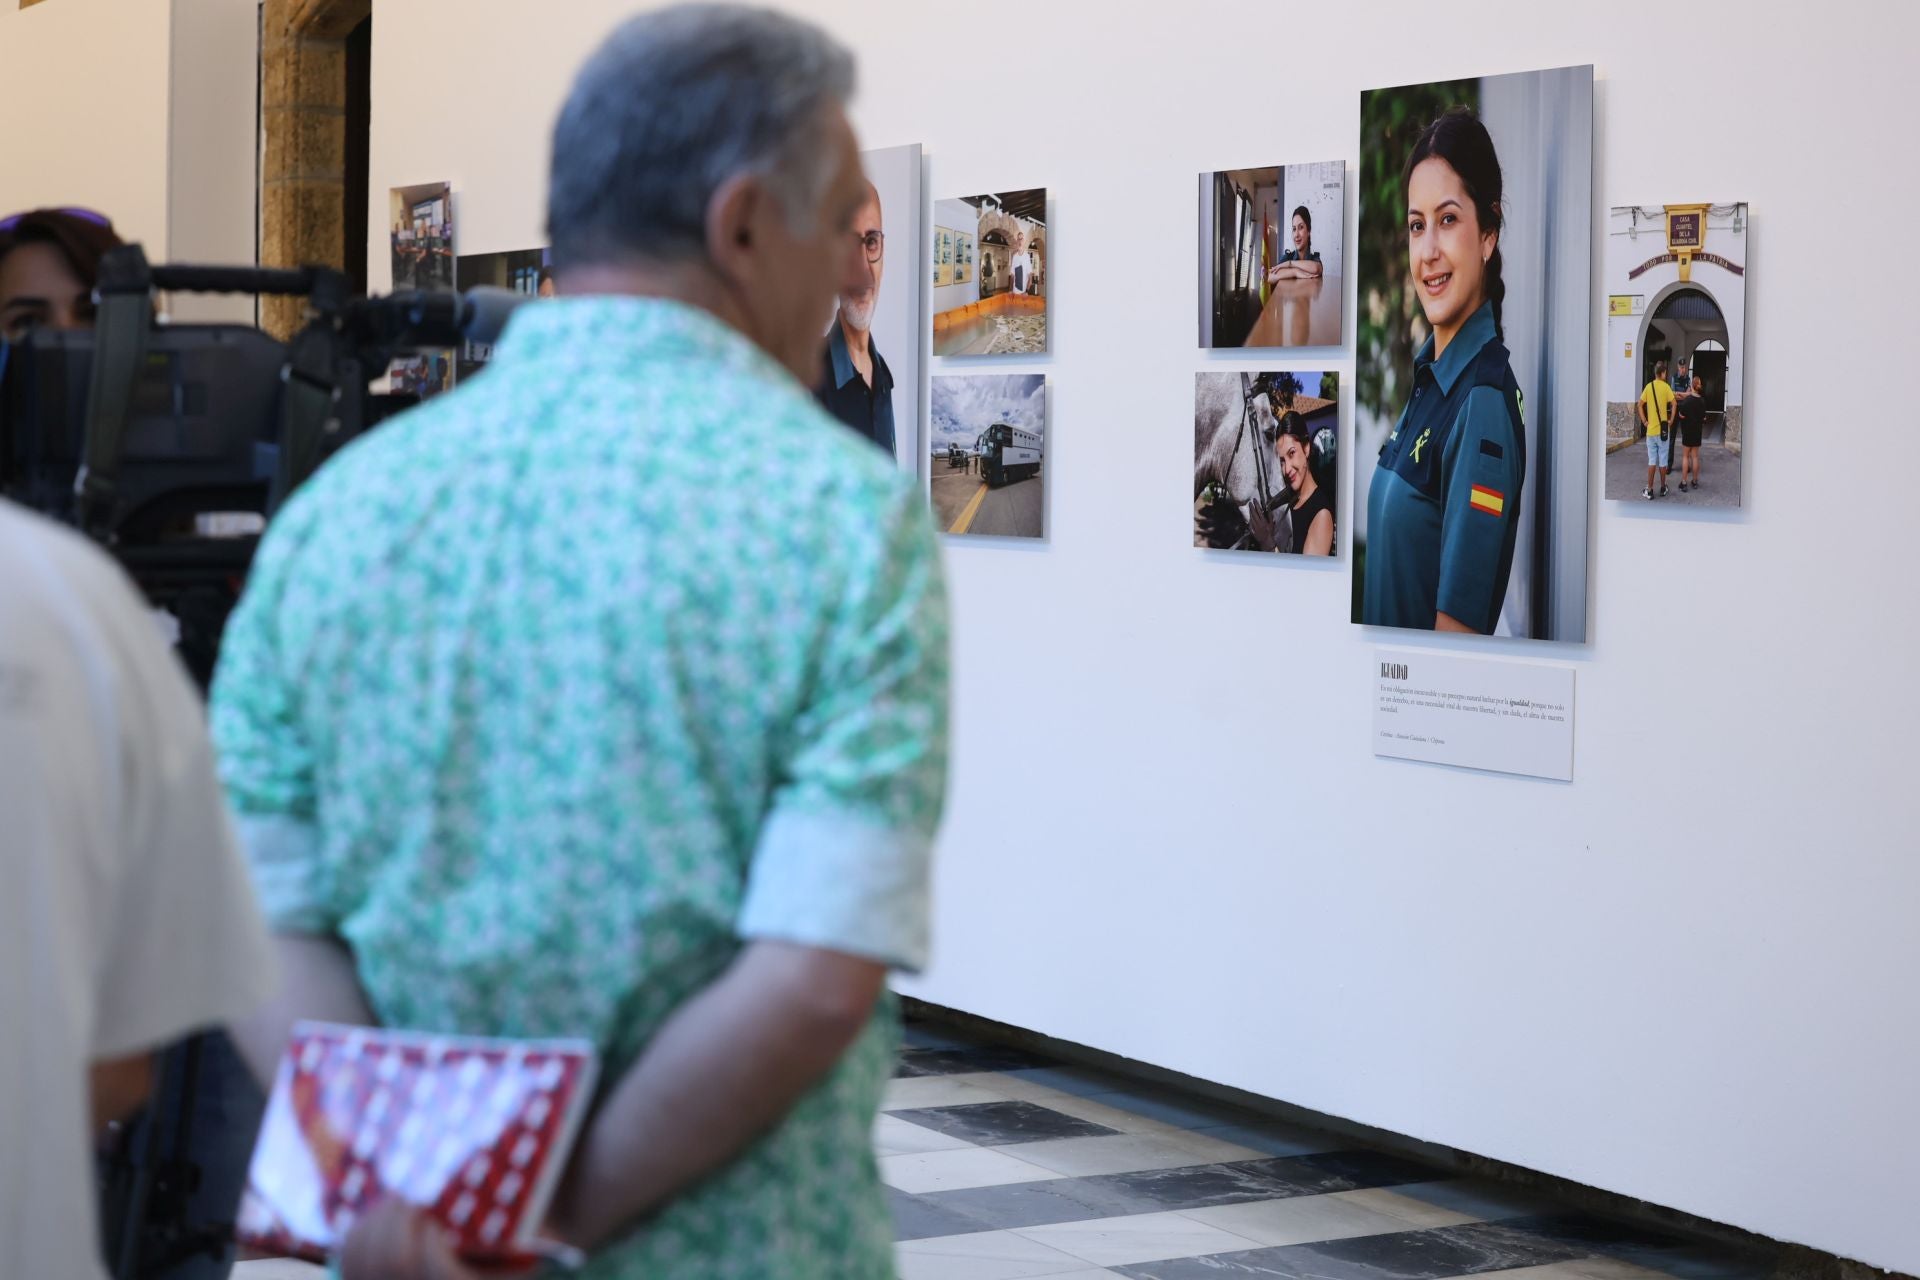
xmin=1275 ymin=409 xmax=1320 ymax=475
xmin=1404 ymin=106 xmax=1505 ymax=339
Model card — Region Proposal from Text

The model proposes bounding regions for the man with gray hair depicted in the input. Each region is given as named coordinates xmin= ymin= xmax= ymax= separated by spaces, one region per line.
xmin=211 ymin=6 xmax=949 ymax=1278
xmin=815 ymin=179 xmax=897 ymax=458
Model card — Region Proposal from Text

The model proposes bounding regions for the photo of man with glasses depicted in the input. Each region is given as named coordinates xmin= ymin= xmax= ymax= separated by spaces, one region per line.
xmin=815 ymin=177 xmax=896 ymax=457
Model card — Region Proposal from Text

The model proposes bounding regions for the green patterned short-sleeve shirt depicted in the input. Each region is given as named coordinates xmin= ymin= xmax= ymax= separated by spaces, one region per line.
xmin=210 ymin=298 xmax=949 ymax=1278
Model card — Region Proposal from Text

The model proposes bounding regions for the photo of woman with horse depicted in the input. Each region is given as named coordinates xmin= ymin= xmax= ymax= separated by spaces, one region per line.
xmin=1193 ymin=370 xmax=1338 ymax=556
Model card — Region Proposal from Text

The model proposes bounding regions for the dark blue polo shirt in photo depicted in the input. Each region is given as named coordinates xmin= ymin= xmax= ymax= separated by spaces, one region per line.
xmin=815 ymin=321 xmax=896 ymax=458
xmin=1362 ymin=300 xmax=1526 ymax=634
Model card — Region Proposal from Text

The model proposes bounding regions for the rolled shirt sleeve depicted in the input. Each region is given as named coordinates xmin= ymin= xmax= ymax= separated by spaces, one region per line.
xmin=1436 ymin=386 xmax=1525 ymax=633
xmin=737 ymin=485 xmax=950 ymax=972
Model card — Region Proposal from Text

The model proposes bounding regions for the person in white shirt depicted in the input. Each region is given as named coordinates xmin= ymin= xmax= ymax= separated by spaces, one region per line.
xmin=0 ymin=498 xmax=276 ymax=1280
xmin=1009 ymin=230 xmax=1033 ymax=296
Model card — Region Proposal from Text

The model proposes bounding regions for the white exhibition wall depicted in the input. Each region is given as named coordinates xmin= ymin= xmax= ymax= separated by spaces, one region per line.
xmin=368 ymin=2 xmax=1918 ymax=1272
xmin=0 ymin=0 xmax=257 ymax=324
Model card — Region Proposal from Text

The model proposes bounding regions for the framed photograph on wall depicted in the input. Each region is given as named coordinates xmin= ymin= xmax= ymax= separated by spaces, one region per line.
xmin=389 ymin=181 xmax=453 ymax=293
xmin=932 ymin=188 xmax=1046 ymax=356
xmin=388 ymin=180 xmax=456 ymax=399
xmin=813 ymin=142 xmax=923 ymax=474
xmin=1603 ymin=202 xmax=1748 ymax=507
xmin=1351 ymin=66 xmax=1593 ymax=642
xmin=1199 ymin=162 xmax=1345 ymax=349
xmin=928 ymin=373 xmax=1046 ymax=540
xmin=1193 ymin=370 xmax=1339 ymax=556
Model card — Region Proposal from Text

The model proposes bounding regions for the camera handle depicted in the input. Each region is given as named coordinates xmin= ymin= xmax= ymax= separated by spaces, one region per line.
xmin=73 ymin=249 xmax=157 ymax=539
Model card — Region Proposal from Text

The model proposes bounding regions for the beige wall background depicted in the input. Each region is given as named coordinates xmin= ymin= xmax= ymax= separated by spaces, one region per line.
xmin=0 ymin=0 xmax=174 ymax=256
xmin=0 ymin=0 xmax=258 ymax=323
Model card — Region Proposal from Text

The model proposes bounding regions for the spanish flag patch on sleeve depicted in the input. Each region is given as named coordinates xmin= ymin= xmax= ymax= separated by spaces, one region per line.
xmin=1469 ymin=484 xmax=1505 ymax=516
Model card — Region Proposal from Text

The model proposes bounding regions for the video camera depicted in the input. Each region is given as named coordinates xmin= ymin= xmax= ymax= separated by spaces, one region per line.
xmin=0 ymin=243 xmax=522 ymax=684
xmin=0 ymin=245 xmax=524 ymax=1279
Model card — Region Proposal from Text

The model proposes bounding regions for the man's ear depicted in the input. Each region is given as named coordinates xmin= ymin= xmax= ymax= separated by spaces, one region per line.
xmin=706 ymin=172 xmax=765 ymax=285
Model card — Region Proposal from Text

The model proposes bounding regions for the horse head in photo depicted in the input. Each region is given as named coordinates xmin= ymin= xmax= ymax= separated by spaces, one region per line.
xmin=1194 ymin=373 xmax=1293 ymax=551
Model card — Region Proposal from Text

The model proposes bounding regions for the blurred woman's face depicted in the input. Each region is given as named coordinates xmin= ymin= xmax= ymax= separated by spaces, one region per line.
xmin=1407 ymin=156 xmax=1494 ymax=341
xmin=0 ymin=241 xmax=93 ymax=340
xmin=1291 ymin=214 xmax=1309 ymax=252
xmin=1276 ymin=433 xmax=1313 ymax=496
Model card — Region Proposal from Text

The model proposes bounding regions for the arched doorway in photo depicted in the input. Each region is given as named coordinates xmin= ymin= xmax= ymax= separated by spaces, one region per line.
xmin=1641 ymin=285 xmax=1729 ymax=427
xmin=1631 ymin=282 xmax=1736 ymax=504
xmin=979 ymin=227 xmax=1008 ymax=299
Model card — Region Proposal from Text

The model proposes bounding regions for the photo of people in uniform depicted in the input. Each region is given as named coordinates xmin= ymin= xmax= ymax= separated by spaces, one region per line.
xmin=1603 ymin=202 xmax=1748 ymax=507
xmin=1193 ymin=371 xmax=1339 ymax=556
xmin=389 ymin=181 xmax=454 ymax=292
xmin=454 ymin=245 xmax=552 ymax=381
xmin=932 ymin=188 xmax=1046 ymax=357
xmin=1200 ymin=162 xmax=1345 ymax=349
xmin=1352 ymin=67 xmax=1593 ymax=641
xmin=928 ymin=374 xmax=1045 ymax=539
xmin=387 ymin=182 xmax=457 ymax=400
xmin=814 ymin=143 xmax=922 ymax=472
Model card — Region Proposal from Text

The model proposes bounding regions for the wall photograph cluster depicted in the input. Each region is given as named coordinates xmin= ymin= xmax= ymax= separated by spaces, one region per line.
xmin=928 ymin=185 xmax=1050 ymax=543
xmin=384 ymin=60 xmax=1749 ymax=643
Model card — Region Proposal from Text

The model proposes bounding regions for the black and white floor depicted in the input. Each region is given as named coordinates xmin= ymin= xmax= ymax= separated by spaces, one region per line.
xmin=236 ymin=1016 xmax=1780 ymax=1279
xmin=882 ymin=1018 xmax=1776 ymax=1280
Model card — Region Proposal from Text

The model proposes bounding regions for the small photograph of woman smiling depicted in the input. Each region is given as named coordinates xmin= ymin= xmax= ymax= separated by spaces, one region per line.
xmin=1193 ymin=370 xmax=1339 ymax=555
xmin=1352 ymin=67 xmax=1593 ymax=642
xmin=1199 ymin=161 xmax=1345 ymax=349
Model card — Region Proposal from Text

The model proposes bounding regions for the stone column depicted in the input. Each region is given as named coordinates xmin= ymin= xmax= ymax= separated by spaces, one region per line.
xmin=260 ymin=0 xmax=368 ymax=338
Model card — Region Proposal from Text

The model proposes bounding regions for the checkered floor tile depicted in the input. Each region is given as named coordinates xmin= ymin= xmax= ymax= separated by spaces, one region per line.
xmin=883 ymin=1019 xmax=1778 ymax=1280
xmin=234 ymin=1018 xmax=1783 ymax=1280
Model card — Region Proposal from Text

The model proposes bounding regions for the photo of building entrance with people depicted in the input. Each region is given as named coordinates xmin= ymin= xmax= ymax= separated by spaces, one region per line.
xmin=1604 ymin=202 xmax=1749 ymax=507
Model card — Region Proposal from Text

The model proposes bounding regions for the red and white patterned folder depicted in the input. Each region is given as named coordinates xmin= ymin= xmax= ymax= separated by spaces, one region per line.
xmin=237 ymin=1021 xmax=598 ymax=1269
